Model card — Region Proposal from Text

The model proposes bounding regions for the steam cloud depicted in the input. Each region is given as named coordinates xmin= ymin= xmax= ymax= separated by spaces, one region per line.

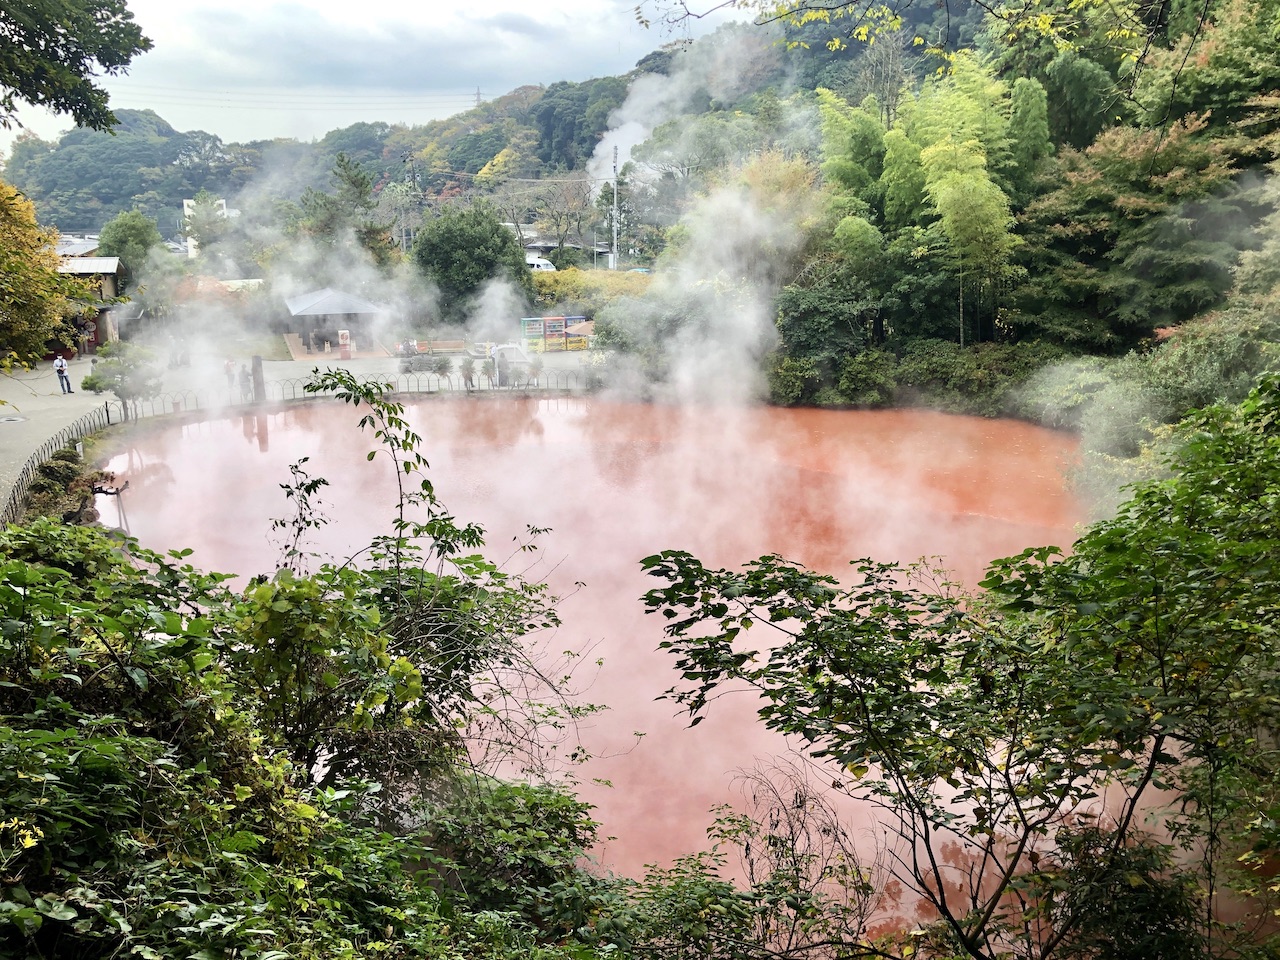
xmin=588 ymin=23 xmax=818 ymax=404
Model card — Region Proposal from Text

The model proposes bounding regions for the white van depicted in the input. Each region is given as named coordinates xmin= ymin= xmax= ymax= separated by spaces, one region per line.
xmin=526 ymin=255 xmax=557 ymax=272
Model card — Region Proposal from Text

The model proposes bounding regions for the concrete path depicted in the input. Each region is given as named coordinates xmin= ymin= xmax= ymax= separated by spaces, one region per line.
xmin=0 ymin=354 xmax=403 ymax=494
xmin=0 ymin=356 xmax=111 ymax=504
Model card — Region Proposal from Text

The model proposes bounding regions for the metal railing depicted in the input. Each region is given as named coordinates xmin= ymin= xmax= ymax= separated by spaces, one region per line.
xmin=270 ymin=369 xmax=591 ymax=398
xmin=2 ymin=367 xmax=602 ymax=525
xmin=2 ymin=406 xmax=114 ymax=525
xmin=102 ymin=369 xmax=596 ymax=414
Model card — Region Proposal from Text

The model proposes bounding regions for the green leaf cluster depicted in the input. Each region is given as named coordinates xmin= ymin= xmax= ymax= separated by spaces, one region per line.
xmin=0 ymin=373 xmax=614 ymax=958
xmin=80 ymin=340 xmax=164 ymax=415
xmin=0 ymin=0 xmax=151 ymax=132
xmin=411 ymin=202 xmax=534 ymax=320
xmin=642 ymin=374 xmax=1280 ymax=958
xmin=0 ymin=180 xmax=90 ymax=368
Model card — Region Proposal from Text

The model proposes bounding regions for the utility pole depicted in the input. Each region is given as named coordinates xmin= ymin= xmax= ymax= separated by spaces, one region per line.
xmin=401 ymin=152 xmax=421 ymax=253
xmin=475 ymin=87 xmax=482 ymax=108
xmin=611 ymin=146 xmax=620 ymax=271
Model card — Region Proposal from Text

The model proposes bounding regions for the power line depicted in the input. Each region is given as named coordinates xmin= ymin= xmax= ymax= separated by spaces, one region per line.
xmin=103 ymin=83 xmax=486 ymax=118
xmin=425 ymin=168 xmax=614 ymax=185
xmin=111 ymin=83 xmax=485 ymax=103
xmin=109 ymin=94 xmax=481 ymax=111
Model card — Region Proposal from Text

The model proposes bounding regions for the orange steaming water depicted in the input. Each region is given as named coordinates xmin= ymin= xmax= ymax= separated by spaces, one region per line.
xmin=101 ymin=397 xmax=1081 ymax=874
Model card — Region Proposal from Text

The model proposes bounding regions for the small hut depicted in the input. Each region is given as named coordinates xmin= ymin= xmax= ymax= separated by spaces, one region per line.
xmin=284 ymin=288 xmax=388 ymax=355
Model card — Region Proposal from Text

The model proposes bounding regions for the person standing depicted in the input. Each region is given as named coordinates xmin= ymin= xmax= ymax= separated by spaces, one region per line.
xmin=53 ymin=354 xmax=73 ymax=394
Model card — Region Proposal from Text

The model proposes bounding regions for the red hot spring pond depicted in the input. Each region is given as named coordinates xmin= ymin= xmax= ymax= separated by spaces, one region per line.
xmin=98 ymin=396 xmax=1081 ymax=876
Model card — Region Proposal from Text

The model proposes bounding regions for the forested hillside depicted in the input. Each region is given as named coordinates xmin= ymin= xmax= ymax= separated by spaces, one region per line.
xmin=0 ymin=14 xmax=940 ymax=234
xmin=3 ymin=0 xmax=1278 ymax=437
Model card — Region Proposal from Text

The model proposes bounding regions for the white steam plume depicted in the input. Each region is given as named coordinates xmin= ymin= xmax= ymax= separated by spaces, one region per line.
xmin=588 ymin=23 xmax=785 ymax=184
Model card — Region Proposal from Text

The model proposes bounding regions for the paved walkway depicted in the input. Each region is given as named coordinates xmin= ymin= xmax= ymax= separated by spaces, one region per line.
xmin=0 ymin=356 xmax=110 ymax=504
xmin=0 ymin=354 xmax=406 ymax=492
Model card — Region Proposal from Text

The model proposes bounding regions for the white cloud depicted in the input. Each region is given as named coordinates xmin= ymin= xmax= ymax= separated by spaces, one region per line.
xmin=1 ymin=0 xmax=745 ymax=154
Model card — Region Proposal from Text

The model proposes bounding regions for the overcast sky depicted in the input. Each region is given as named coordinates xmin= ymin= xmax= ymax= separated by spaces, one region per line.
xmin=1 ymin=0 xmax=740 ymax=153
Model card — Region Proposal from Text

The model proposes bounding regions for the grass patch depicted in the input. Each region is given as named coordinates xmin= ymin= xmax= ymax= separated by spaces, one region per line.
xmin=226 ymin=334 xmax=291 ymax=361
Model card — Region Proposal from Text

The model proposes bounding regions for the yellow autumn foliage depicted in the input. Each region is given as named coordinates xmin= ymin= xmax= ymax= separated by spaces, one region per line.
xmin=532 ymin=267 xmax=652 ymax=314
xmin=0 ymin=179 xmax=88 ymax=368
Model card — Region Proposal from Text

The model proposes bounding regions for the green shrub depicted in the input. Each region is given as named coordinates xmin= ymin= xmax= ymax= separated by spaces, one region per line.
xmin=812 ymin=385 xmax=848 ymax=407
xmin=896 ymin=339 xmax=1067 ymax=416
xmin=26 ymin=475 xmax=62 ymax=496
xmin=418 ymin=779 xmax=609 ymax=935
xmin=1139 ymin=308 xmax=1280 ymax=413
xmin=767 ymin=355 xmax=821 ymax=406
xmin=1008 ymin=355 xmax=1118 ymax=429
xmin=35 ymin=455 xmax=81 ymax=487
xmin=836 ymin=349 xmax=897 ymax=407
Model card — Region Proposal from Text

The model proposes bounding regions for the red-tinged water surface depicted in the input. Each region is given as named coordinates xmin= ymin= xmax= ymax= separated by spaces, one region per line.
xmin=99 ymin=396 xmax=1082 ymax=876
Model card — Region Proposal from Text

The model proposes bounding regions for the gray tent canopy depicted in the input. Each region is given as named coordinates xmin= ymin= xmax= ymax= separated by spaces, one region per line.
xmin=285 ymin=288 xmax=384 ymax=317
xmin=284 ymin=288 xmax=388 ymax=354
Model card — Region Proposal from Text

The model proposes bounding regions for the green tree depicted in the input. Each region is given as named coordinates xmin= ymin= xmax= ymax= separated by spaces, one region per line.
xmin=632 ymin=112 xmax=760 ymax=183
xmin=595 ymin=164 xmax=673 ymax=265
xmin=1 ymin=132 xmax=53 ymax=190
xmin=921 ymin=137 xmax=1018 ymax=345
xmin=0 ymin=371 xmax=623 ymax=958
xmin=0 ymin=0 xmax=151 ymax=131
xmin=533 ymin=77 xmax=628 ymax=169
xmin=815 ymin=88 xmax=886 ymax=202
xmin=299 ymin=152 xmax=397 ymax=268
xmin=316 ymin=121 xmax=394 ymax=169
xmin=1007 ymin=77 xmax=1053 ymax=202
xmin=0 ymin=515 xmax=612 ymax=960
xmin=772 ymin=214 xmax=887 ymax=382
xmin=181 ymin=188 xmax=228 ymax=260
xmin=774 ymin=273 xmax=878 ymax=369
xmin=640 ymin=374 xmax=1280 ymax=959
xmin=878 ymin=128 xmax=927 ymax=230
xmin=879 ymin=225 xmax=959 ymax=340
xmin=904 ymin=53 xmax=1014 ymax=193
xmin=637 ymin=0 xmax=1188 ymax=81
xmin=1235 ymin=174 xmax=1280 ymax=310
xmin=1013 ymin=115 xmax=1245 ymax=347
xmin=0 ymin=180 xmax=88 ymax=368
xmin=411 ymin=201 xmax=533 ymax=318
xmin=79 ymin=340 xmax=163 ymax=418
xmin=1043 ymin=50 xmax=1116 ymax=148
xmin=271 ymin=371 xmax=587 ymax=789
xmin=531 ymin=172 xmax=599 ymax=262
xmin=1135 ymin=0 xmax=1280 ymax=133
xmin=97 ymin=208 xmax=163 ymax=292
xmin=3 ymin=111 xmax=217 ymax=233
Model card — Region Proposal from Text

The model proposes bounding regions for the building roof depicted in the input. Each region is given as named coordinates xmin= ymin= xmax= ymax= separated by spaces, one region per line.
xmin=284 ymin=287 xmax=385 ymax=317
xmin=106 ymin=302 xmax=145 ymax=322
xmin=57 ymin=257 xmax=121 ymax=275
xmin=183 ymin=277 xmax=264 ymax=297
xmin=57 ymin=238 xmax=100 ymax=257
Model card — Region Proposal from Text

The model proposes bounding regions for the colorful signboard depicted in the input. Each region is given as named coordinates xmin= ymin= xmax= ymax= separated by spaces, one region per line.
xmin=521 ymin=316 xmax=588 ymax=352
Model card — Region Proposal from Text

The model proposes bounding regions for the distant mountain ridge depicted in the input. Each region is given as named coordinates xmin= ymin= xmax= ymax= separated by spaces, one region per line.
xmin=1 ymin=20 xmax=855 ymax=234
